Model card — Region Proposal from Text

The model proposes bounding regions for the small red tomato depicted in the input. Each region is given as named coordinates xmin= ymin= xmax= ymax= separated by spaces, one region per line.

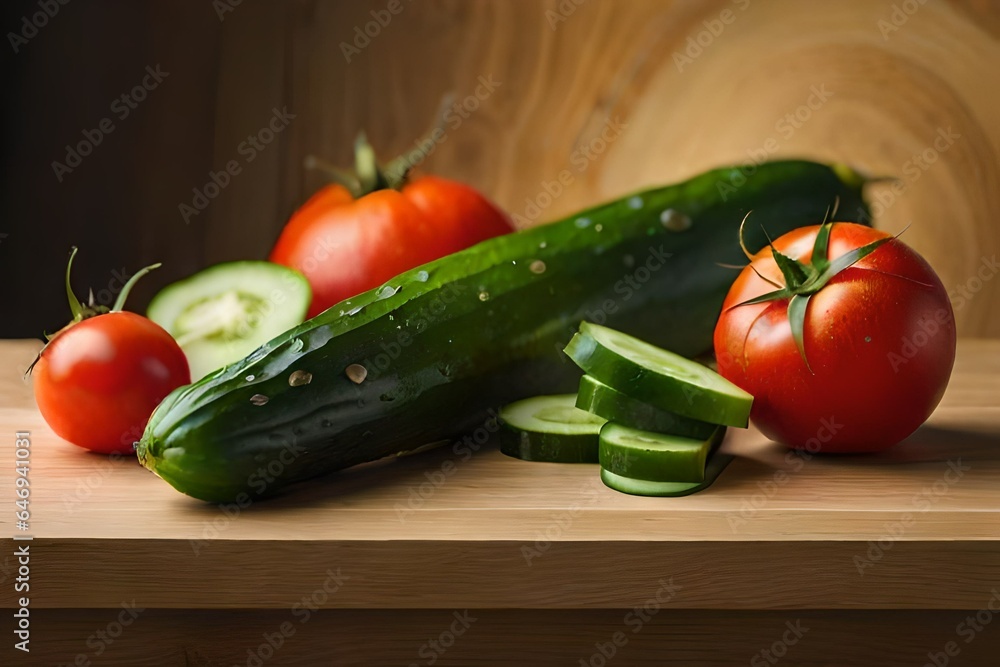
xmin=270 ymin=137 xmax=513 ymax=318
xmin=714 ymin=221 xmax=956 ymax=453
xmin=32 ymin=250 xmax=190 ymax=454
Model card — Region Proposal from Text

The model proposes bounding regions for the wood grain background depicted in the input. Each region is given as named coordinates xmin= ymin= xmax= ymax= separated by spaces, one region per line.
xmin=2 ymin=0 xmax=998 ymax=338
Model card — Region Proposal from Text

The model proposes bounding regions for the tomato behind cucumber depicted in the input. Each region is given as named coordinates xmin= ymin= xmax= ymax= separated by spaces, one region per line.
xmin=270 ymin=175 xmax=512 ymax=318
xmin=270 ymin=131 xmax=513 ymax=318
xmin=714 ymin=222 xmax=956 ymax=452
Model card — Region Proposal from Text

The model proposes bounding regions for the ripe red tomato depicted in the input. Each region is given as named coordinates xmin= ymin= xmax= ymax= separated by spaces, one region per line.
xmin=32 ymin=249 xmax=190 ymax=454
xmin=34 ymin=312 xmax=190 ymax=454
xmin=714 ymin=222 xmax=955 ymax=453
xmin=270 ymin=146 xmax=513 ymax=318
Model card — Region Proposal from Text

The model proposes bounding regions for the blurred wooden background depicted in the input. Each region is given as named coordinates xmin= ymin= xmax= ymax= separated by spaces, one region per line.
xmin=2 ymin=0 xmax=998 ymax=338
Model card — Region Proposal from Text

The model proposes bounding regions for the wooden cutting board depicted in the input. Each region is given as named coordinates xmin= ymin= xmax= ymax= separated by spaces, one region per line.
xmin=1 ymin=338 xmax=999 ymax=664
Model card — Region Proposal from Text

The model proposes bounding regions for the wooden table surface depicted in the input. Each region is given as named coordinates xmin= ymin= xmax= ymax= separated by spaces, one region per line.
xmin=2 ymin=338 xmax=999 ymax=665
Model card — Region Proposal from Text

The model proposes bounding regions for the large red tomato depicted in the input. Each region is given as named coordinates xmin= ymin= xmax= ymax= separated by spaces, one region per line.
xmin=32 ymin=250 xmax=190 ymax=454
xmin=270 ymin=138 xmax=513 ymax=318
xmin=714 ymin=222 xmax=955 ymax=453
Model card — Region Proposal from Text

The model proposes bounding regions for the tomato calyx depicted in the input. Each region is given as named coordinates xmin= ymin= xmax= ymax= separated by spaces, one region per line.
xmin=304 ymin=132 xmax=415 ymax=197
xmin=28 ymin=248 xmax=161 ymax=374
xmin=303 ymin=94 xmax=455 ymax=198
xmin=730 ymin=217 xmax=896 ymax=371
xmin=59 ymin=246 xmax=161 ymax=327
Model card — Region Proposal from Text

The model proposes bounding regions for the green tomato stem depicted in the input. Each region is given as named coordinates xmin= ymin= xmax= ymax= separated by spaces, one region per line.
xmin=353 ymin=132 xmax=388 ymax=194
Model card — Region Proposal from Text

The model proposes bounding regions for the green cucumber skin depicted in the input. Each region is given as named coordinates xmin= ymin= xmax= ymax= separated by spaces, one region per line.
xmin=500 ymin=429 xmax=600 ymax=464
xmin=576 ymin=375 xmax=716 ymax=439
xmin=599 ymin=452 xmax=733 ymax=497
xmin=137 ymin=161 xmax=868 ymax=502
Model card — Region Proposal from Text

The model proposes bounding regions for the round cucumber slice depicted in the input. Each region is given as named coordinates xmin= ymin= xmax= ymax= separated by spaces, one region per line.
xmin=576 ymin=375 xmax=717 ymax=439
xmin=147 ymin=261 xmax=311 ymax=380
xmin=599 ymin=422 xmax=725 ymax=483
xmin=564 ymin=322 xmax=753 ymax=427
xmin=499 ymin=394 xmax=607 ymax=463
xmin=600 ymin=449 xmax=733 ymax=497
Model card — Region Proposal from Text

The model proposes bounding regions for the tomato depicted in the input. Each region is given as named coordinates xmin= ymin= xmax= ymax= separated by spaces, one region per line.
xmin=270 ymin=138 xmax=513 ymax=318
xmin=714 ymin=222 xmax=956 ymax=453
xmin=32 ymin=250 xmax=190 ymax=454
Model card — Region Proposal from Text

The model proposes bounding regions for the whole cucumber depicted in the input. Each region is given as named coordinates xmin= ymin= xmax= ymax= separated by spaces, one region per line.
xmin=137 ymin=161 xmax=868 ymax=502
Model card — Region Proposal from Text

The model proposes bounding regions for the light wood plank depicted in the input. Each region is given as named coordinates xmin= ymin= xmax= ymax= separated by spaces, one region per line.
xmin=1 ymin=340 xmax=997 ymax=610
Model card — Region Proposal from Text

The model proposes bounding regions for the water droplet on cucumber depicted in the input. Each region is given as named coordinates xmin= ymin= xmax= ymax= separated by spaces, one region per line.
xmin=250 ymin=394 xmax=269 ymax=406
xmin=376 ymin=285 xmax=400 ymax=299
xmin=660 ymin=209 xmax=692 ymax=232
xmin=288 ymin=370 xmax=312 ymax=387
xmin=627 ymin=196 xmax=644 ymax=209
xmin=575 ymin=217 xmax=591 ymax=228
xmin=345 ymin=364 xmax=368 ymax=384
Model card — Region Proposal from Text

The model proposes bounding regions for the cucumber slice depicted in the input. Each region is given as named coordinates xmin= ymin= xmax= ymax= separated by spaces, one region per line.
xmin=499 ymin=394 xmax=607 ymax=463
xmin=576 ymin=375 xmax=717 ymax=439
xmin=147 ymin=261 xmax=311 ymax=380
xmin=599 ymin=450 xmax=733 ymax=497
xmin=599 ymin=422 xmax=725 ymax=483
xmin=564 ymin=322 xmax=753 ymax=427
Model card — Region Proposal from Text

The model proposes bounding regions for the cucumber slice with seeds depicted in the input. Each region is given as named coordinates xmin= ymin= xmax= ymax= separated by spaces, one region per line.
xmin=599 ymin=422 xmax=726 ymax=483
xmin=500 ymin=394 xmax=607 ymax=463
xmin=576 ymin=375 xmax=717 ymax=439
xmin=564 ymin=322 xmax=753 ymax=427
xmin=148 ymin=261 xmax=311 ymax=380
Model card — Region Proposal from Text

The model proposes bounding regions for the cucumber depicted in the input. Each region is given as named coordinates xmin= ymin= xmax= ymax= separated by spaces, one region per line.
xmin=499 ymin=395 xmax=606 ymax=463
xmin=599 ymin=449 xmax=733 ymax=497
xmin=147 ymin=261 xmax=311 ymax=380
xmin=136 ymin=161 xmax=868 ymax=502
xmin=599 ymin=422 xmax=725 ymax=483
xmin=576 ymin=375 xmax=716 ymax=438
xmin=564 ymin=322 xmax=753 ymax=427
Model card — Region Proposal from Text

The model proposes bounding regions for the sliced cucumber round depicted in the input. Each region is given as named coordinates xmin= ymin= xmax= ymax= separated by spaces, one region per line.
xmin=576 ymin=375 xmax=717 ymax=439
xmin=499 ymin=394 xmax=607 ymax=463
xmin=147 ymin=261 xmax=311 ymax=380
xmin=563 ymin=322 xmax=753 ymax=427
xmin=600 ymin=448 xmax=733 ymax=497
xmin=599 ymin=422 xmax=725 ymax=483
xmin=599 ymin=458 xmax=731 ymax=496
